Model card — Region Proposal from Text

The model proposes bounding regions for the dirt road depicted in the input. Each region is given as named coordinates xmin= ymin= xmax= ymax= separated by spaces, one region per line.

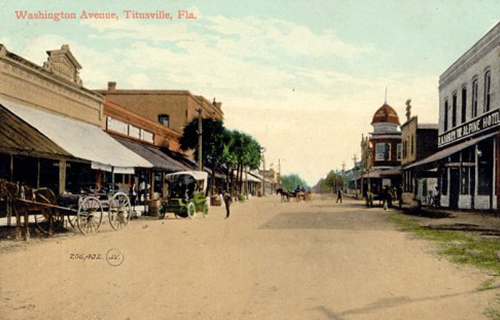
xmin=0 ymin=196 xmax=496 ymax=319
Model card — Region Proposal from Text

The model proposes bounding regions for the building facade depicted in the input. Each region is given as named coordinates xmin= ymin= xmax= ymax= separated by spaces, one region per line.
xmin=96 ymin=82 xmax=224 ymax=135
xmin=400 ymin=100 xmax=438 ymax=206
xmin=436 ymin=22 xmax=500 ymax=210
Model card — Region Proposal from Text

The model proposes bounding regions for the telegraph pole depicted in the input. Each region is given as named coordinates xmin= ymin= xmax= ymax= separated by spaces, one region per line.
xmin=342 ymin=161 xmax=346 ymax=190
xmin=197 ymin=107 xmax=203 ymax=171
xmin=352 ymin=154 xmax=358 ymax=199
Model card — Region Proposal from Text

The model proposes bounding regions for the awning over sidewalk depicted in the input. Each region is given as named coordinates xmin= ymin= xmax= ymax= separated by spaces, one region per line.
xmin=115 ymin=138 xmax=190 ymax=172
xmin=0 ymin=104 xmax=74 ymax=160
xmin=363 ymin=167 xmax=401 ymax=179
xmin=0 ymin=98 xmax=152 ymax=173
xmin=405 ymin=132 xmax=497 ymax=170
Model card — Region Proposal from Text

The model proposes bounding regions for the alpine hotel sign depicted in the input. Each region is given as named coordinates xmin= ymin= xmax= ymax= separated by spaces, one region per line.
xmin=438 ymin=109 xmax=500 ymax=147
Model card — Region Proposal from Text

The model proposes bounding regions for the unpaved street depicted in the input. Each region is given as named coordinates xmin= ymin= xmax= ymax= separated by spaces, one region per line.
xmin=0 ymin=196 xmax=496 ymax=319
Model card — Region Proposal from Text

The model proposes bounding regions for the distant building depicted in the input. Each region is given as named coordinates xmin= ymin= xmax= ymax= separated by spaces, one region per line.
xmin=361 ymin=103 xmax=402 ymax=199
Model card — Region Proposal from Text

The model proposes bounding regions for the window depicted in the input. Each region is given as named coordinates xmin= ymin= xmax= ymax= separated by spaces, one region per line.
xmin=375 ymin=143 xmax=391 ymax=161
xmin=444 ymin=99 xmax=449 ymax=131
xmin=452 ymin=92 xmax=457 ymax=127
xmin=411 ymin=135 xmax=414 ymax=155
xmin=484 ymin=70 xmax=491 ymax=112
xmin=472 ymin=77 xmax=478 ymax=118
xmin=478 ymin=139 xmax=493 ymax=195
xmin=397 ymin=143 xmax=402 ymax=161
xmin=461 ymin=85 xmax=467 ymax=123
xmin=158 ymin=114 xmax=170 ymax=127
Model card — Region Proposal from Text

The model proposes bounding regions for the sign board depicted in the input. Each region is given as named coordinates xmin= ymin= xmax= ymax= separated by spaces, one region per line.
xmin=107 ymin=117 xmax=128 ymax=135
xmin=438 ymin=109 xmax=500 ymax=147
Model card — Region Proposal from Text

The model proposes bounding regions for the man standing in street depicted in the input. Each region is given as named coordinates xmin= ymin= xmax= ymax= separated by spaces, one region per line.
xmin=223 ymin=190 xmax=232 ymax=218
xmin=336 ymin=188 xmax=343 ymax=203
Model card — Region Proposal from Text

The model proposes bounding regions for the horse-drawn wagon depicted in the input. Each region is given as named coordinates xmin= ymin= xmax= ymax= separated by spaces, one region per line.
xmin=0 ymin=179 xmax=132 ymax=239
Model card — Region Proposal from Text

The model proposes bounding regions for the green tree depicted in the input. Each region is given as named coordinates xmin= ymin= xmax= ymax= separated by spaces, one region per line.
xmin=179 ymin=118 xmax=227 ymax=194
xmin=281 ymin=174 xmax=308 ymax=191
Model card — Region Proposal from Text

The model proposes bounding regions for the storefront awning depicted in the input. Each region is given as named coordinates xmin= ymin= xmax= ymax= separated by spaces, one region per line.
xmin=0 ymin=98 xmax=152 ymax=173
xmin=115 ymin=138 xmax=190 ymax=172
xmin=405 ymin=132 xmax=497 ymax=170
xmin=363 ymin=167 xmax=401 ymax=179
xmin=0 ymin=104 xmax=75 ymax=160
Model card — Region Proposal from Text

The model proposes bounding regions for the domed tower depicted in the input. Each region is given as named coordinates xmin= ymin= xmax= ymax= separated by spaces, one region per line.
xmin=369 ymin=103 xmax=402 ymax=169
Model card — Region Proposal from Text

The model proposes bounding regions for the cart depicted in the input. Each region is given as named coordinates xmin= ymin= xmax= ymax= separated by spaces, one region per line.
xmin=20 ymin=190 xmax=132 ymax=235
xmin=159 ymin=171 xmax=209 ymax=219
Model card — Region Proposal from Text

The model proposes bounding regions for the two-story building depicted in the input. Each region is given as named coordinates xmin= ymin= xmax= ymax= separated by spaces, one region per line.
xmin=408 ymin=23 xmax=500 ymax=210
xmin=400 ymin=100 xmax=438 ymax=206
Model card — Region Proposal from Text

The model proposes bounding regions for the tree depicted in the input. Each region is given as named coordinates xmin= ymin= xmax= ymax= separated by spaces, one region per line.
xmin=179 ymin=118 xmax=227 ymax=194
xmin=281 ymin=174 xmax=308 ymax=191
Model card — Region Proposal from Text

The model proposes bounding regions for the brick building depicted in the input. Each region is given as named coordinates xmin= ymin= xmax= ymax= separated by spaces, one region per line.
xmin=361 ymin=103 xmax=402 ymax=200
xmin=96 ymin=82 xmax=224 ymax=135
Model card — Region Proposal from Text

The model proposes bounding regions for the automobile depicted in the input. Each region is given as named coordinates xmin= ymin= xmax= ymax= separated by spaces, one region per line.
xmin=158 ymin=171 xmax=208 ymax=219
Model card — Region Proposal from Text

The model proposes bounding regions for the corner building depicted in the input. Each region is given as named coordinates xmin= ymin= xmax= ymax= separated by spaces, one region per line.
xmin=436 ymin=23 xmax=500 ymax=210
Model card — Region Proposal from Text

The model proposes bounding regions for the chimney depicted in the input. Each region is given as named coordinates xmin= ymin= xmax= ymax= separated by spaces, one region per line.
xmin=216 ymin=102 xmax=222 ymax=109
xmin=108 ymin=82 xmax=117 ymax=91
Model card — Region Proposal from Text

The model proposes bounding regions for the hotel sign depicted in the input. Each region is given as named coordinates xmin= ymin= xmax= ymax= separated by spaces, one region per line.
xmin=438 ymin=109 xmax=500 ymax=147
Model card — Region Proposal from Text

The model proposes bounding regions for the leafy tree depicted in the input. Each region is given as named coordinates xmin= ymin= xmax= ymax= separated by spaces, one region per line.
xmin=281 ymin=174 xmax=308 ymax=191
xmin=179 ymin=118 xmax=227 ymax=193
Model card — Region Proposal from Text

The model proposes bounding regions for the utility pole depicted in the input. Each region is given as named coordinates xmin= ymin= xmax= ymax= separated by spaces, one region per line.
xmin=197 ymin=107 xmax=203 ymax=171
xmin=352 ymin=154 xmax=358 ymax=199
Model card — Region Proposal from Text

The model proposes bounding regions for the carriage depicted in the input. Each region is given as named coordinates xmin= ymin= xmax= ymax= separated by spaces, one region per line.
xmin=0 ymin=179 xmax=132 ymax=238
xmin=158 ymin=171 xmax=209 ymax=219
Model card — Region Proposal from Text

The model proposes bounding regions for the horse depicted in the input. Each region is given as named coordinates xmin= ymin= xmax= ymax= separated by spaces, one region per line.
xmin=0 ymin=179 xmax=58 ymax=240
xmin=276 ymin=188 xmax=289 ymax=202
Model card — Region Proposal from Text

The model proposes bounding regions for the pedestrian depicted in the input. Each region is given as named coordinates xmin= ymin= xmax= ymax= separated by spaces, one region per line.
xmin=223 ymin=190 xmax=232 ymax=219
xmin=382 ymin=186 xmax=389 ymax=210
xmin=336 ymin=188 xmax=343 ymax=203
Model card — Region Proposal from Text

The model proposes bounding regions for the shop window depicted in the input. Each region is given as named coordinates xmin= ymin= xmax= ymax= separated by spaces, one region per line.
xmin=444 ymin=99 xmax=449 ymax=131
xmin=484 ymin=70 xmax=491 ymax=112
xmin=158 ymin=114 xmax=170 ymax=127
xmin=452 ymin=92 xmax=457 ymax=127
xmin=478 ymin=140 xmax=493 ymax=196
xmin=461 ymin=85 xmax=467 ymax=123
xmin=472 ymin=77 xmax=478 ymax=118
xmin=397 ymin=143 xmax=402 ymax=161
xmin=375 ymin=143 xmax=391 ymax=161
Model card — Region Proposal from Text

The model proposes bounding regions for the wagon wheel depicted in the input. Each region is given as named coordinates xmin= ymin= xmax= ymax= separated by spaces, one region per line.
xmin=201 ymin=202 xmax=208 ymax=218
xmin=34 ymin=194 xmax=63 ymax=235
xmin=187 ymin=202 xmax=196 ymax=219
xmin=76 ymin=197 xmax=103 ymax=235
xmin=109 ymin=192 xmax=131 ymax=230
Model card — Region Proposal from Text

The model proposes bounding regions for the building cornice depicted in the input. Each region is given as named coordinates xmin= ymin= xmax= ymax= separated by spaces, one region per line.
xmin=439 ymin=22 xmax=500 ymax=89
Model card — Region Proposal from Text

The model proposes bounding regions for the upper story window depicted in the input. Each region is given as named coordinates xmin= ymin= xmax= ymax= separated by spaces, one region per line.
xmin=461 ymin=85 xmax=467 ymax=123
xmin=375 ymin=143 xmax=391 ymax=161
xmin=158 ymin=114 xmax=170 ymax=127
xmin=397 ymin=143 xmax=402 ymax=161
xmin=452 ymin=92 xmax=457 ymax=128
xmin=472 ymin=77 xmax=478 ymax=118
xmin=444 ymin=99 xmax=449 ymax=131
xmin=484 ymin=70 xmax=491 ymax=112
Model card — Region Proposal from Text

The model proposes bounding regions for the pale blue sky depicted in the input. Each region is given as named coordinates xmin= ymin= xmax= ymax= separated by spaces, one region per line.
xmin=1 ymin=0 xmax=499 ymax=184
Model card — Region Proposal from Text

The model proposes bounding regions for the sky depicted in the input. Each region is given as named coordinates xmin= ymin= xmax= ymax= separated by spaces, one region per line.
xmin=1 ymin=0 xmax=499 ymax=185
